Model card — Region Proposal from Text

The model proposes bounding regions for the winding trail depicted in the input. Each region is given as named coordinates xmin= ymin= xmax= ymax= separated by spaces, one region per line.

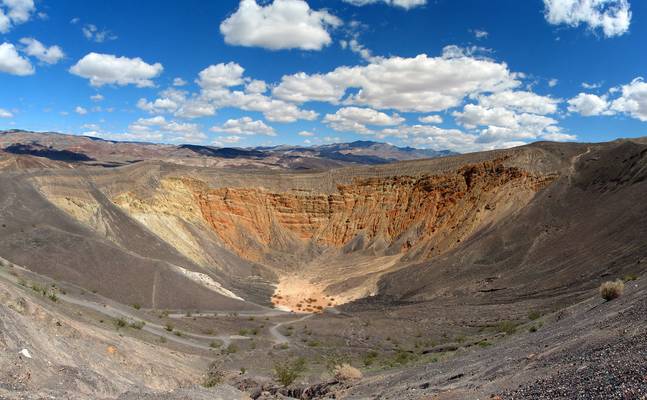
xmin=0 ymin=259 xmax=321 ymax=349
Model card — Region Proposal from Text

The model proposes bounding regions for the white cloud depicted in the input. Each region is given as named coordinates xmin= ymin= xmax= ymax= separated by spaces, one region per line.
xmin=0 ymin=42 xmax=33 ymax=75
xmin=70 ymin=53 xmax=163 ymax=87
xmin=472 ymin=29 xmax=489 ymax=39
xmin=298 ymin=130 xmax=315 ymax=137
xmin=220 ymin=0 xmax=341 ymax=51
xmin=197 ymin=62 xmax=245 ymax=89
xmin=324 ymin=106 xmax=404 ymax=134
xmin=378 ymin=125 xmax=480 ymax=152
xmin=452 ymin=98 xmax=567 ymax=146
xmin=137 ymin=97 xmax=179 ymax=114
xmin=610 ymin=77 xmax=647 ymax=121
xmin=548 ymin=78 xmax=559 ymax=87
xmin=273 ymin=51 xmax=519 ymax=112
xmin=0 ymin=0 xmax=35 ymax=33
xmin=212 ymin=135 xmax=242 ymax=146
xmin=75 ymin=106 xmax=88 ymax=115
xmin=477 ymin=90 xmax=560 ymax=115
xmin=454 ymin=104 xmax=518 ymax=129
xmin=542 ymin=132 xmax=577 ymax=141
xmin=343 ymin=38 xmax=375 ymax=62
xmin=128 ymin=116 xmax=207 ymax=143
xmin=582 ymin=81 xmax=602 ymax=89
xmin=567 ymin=93 xmax=611 ymax=116
xmin=543 ymin=0 xmax=631 ymax=37
xmin=173 ymin=77 xmax=187 ymax=86
xmin=418 ymin=115 xmax=443 ymax=124
xmin=82 ymin=24 xmax=117 ymax=43
xmin=0 ymin=107 xmax=13 ymax=118
xmin=245 ymin=79 xmax=267 ymax=94
xmin=342 ymin=0 xmax=427 ymax=9
xmin=19 ymin=38 xmax=64 ymax=64
xmin=90 ymin=94 xmax=104 ymax=102
xmin=210 ymin=117 xmax=276 ymax=136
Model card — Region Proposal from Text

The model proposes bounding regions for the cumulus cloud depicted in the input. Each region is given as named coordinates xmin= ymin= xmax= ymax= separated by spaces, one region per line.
xmin=477 ymin=90 xmax=560 ymax=115
xmin=342 ymin=0 xmax=427 ymax=9
xmin=418 ymin=115 xmax=443 ymax=124
xmin=128 ymin=116 xmax=206 ymax=143
xmin=75 ymin=106 xmax=88 ymax=115
xmin=220 ymin=0 xmax=341 ymax=51
xmin=567 ymin=93 xmax=612 ymax=116
xmin=70 ymin=53 xmax=163 ymax=87
xmin=245 ymin=79 xmax=267 ymax=94
xmin=610 ymin=78 xmax=647 ymax=121
xmin=173 ymin=77 xmax=187 ymax=87
xmin=19 ymin=38 xmax=64 ymax=64
xmin=0 ymin=107 xmax=13 ymax=118
xmin=0 ymin=0 xmax=35 ymax=33
xmin=323 ymin=106 xmax=404 ymax=134
xmin=139 ymin=62 xmax=318 ymax=123
xmin=90 ymin=94 xmax=104 ymax=102
xmin=298 ymin=130 xmax=315 ymax=137
xmin=197 ymin=62 xmax=245 ymax=89
xmin=0 ymin=42 xmax=33 ymax=75
xmin=210 ymin=116 xmax=276 ymax=136
xmin=543 ymin=0 xmax=631 ymax=37
xmin=273 ymin=51 xmax=519 ymax=112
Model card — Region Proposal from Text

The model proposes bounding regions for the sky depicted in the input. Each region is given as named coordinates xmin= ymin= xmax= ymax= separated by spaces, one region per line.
xmin=0 ymin=0 xmax=646 ymax=152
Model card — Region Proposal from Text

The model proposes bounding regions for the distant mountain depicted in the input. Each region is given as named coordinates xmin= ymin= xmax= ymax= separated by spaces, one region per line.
xmin=0 ymin=130 xmax=456 ymax=170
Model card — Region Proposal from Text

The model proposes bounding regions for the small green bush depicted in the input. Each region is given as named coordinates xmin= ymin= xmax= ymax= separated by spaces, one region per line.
xmin=202 ymin=361 xmax=224 ymax=388
xmin=273 ymin=358 xmax=306 ymax=387
xmin=496 ymin=321 xmax=518 ymax=335
xmin=129 ymin=320 xmax=145 ymax=330
xmin=527 ymin=311 xmax=541 ymax=320
xmin=131 ymin=303 xmax=141 ymax=310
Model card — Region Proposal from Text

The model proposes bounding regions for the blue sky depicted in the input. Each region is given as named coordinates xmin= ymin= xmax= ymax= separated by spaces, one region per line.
xmin=0 ymin=0 xmax=646 ymax=152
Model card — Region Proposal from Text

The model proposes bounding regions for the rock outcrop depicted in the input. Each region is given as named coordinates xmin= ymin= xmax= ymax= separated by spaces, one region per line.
xmin=192 ymin=158 xmax=554 ymax=263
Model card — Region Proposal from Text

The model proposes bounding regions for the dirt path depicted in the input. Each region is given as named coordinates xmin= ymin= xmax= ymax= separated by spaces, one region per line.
xmin=269 ymin=313 xmax=314 ymax=345
xmin=0 ymin=261 xmax=249 ymax=349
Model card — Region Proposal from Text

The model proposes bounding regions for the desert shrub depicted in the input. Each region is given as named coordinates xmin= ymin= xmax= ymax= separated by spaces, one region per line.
xmin=477 ymin=340 xmax=492 ymax=347
xmin=210 ymin=340 xmax=221 ymax=348
xmin=363 ymin=350 xmax=379 ymax=366
xmin=333 ymin=363 xmax=363 ymax=382
xmin=164 ymin=323 xmax=174 ymax=331
xmin=529 ymin=326 xmax=537 ymax=333
xmin=131 ymin=303 xmax=141 ymax=310
xmin=202 ymin=361 xmax=225 ymax=388
xmin=600 ymin=280 xmax=624 ymax=301
xmin=496 ymin=321 xmax=518 ymax=335
xmin=623 ymin=274 xmax=638 ymax=282
xmin=129 ymin=320 xmax=145 ymax=330
xmin=114 ymin=318 xmax=127 ymax=329
xmin=273 ymin=357 xmax=306 ymax=387
xmin=224 ymin=343 xmax=238 ymax=354
xmin=527 ymin=311 xmax=541 ymax=320
xmin=48 ymin=292 xmax=58 ymax=302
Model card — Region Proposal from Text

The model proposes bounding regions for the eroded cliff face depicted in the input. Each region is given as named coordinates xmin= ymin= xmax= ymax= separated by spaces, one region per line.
xmin=30 ymin=156 xmax=556 ymax=309
xmin=190 ymin=158 xmax=555 ymax=263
